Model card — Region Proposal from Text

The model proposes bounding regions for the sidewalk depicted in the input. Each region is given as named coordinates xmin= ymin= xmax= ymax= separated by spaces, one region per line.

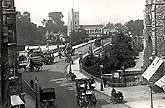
xmin=25 ymin=93 xmax=35 ymax=108
xmin=66 ymin=54 xmax=165 ymax=108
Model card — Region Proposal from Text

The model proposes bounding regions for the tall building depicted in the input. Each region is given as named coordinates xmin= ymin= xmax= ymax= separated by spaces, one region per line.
xmin=143 ymin=0 xmax=165 ymax=67
xmin=0 ymin=0 xmax=20 ymax=107
xmin=67 ymin=9 xmax=79 ymax=36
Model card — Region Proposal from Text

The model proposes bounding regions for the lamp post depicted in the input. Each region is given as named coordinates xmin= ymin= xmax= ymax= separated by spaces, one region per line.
xmin=69 ymin=53 xmax=72 ymax=74
xmin=149 ymin=82 xmax=153 ymax=108
xmin=89 ymin=37 xmax=93 ymax=55
xmin=149 ymin=54 xmax=154 ymax=108
xmin=34 ymin=77 xmax=39 ymax=108
xmin=121 ymin=66 xmax=126 ymax=87
xmin=100 ymin=64 xmax=104 ymax=91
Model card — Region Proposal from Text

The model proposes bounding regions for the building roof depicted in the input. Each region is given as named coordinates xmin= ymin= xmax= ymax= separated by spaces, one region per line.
xmin=81 ymin=25 xmax=103 ymax=27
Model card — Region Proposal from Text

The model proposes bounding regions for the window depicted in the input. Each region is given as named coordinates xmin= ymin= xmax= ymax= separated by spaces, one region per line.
xmin=3 ymin=0 xmax=13 ymax=7
xmin=90 ymin=30 xmax=92 ymax=33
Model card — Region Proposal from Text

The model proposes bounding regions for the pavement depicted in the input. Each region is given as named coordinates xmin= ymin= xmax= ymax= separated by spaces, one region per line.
xmin=66 ymin=51 xmax=165 ymax=108
xmin=24 ymin=93 xmax=35 ymax=108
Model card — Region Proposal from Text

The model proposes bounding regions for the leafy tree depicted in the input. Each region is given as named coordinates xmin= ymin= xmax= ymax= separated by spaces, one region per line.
xmin=43 ymin=12 xmax=65 ymax=33
xmin=103 ymin=32 xmax=136 ymax=71
xmin=114 ymin=23 xmax=128 ymax=33
xmin=42 ymin=12 xmax=66 ymax=45
xmin=125 ymin=19 xmax=143 ymax=36
xmin=16 ymin=11 xmax=46 ymax=46
xmin=70 ymin=27 xmax=89 ymax=46
xmin=106 ymin=22 xmax=115 ymax=30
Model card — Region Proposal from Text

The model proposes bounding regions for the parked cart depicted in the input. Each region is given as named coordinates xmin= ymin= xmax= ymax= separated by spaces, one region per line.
xmin=28 ymin=49 xmax=43 ymax=71
xmin=40 ymin=88 xmax=56 ymax=108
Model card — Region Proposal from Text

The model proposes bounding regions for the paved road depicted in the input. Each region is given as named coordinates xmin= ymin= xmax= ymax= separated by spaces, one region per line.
xmin=22 ymin=41 xmax=111 ymax=108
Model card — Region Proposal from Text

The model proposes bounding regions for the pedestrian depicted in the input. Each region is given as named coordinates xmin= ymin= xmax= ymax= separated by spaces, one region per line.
xmin=111 ymin=88 xmax=117 ymax=103
xmin=111 ymin=88 xmax=116 ymax=97
xmin=34 ymin=77 xmax=38 ymax=89
xmin=91 ymin=76 xmax=95 ymax=83
xmin=103 ymin=78 xmax=107 ymax=87
xmin=59 ymin=52 xmax=62 ymax=59
xmin=30 ymin=80 xmax=34 ymax=88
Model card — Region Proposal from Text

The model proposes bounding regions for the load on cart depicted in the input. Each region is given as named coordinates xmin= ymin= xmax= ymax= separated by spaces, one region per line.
xmin=40 ymin=88 xmax=56 ymax=108
xmin=28 ymin=49 xmax=43 ymax=71
xmin=43 ymin=51 xmax=54 ymax=65
xmin=75 ymin=78 xmax=97 ymax=107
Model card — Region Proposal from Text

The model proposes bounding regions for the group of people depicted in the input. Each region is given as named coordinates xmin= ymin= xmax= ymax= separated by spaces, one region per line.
xmin=30 ymin=77 xmax=38 ymax=89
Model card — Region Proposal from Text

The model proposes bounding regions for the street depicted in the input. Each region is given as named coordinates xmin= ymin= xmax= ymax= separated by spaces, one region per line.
xmin=1 ymin=0 xmax=164 ymax=108
xmin=22 ymin=42 xmax=111 ymax=108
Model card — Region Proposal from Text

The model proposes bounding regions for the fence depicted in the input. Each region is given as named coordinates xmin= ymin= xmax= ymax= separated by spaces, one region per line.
xmin=81 ymin=63 xmax=147 ymax=87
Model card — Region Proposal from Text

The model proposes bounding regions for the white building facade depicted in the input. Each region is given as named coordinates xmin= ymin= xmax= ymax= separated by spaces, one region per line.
xmin=81 ymin=25 xmax=104 ymax=38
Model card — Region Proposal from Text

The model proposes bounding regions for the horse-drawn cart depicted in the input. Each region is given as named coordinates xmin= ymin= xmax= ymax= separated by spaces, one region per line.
xmin=75 ymin=78 xmax=97 ymax=107
xmin=28 ymin=49 xmax=43 ymax=71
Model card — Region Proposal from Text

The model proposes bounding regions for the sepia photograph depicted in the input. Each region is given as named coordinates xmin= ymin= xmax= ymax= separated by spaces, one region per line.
xmin=0 ymin=0 xmax=165 ymax=108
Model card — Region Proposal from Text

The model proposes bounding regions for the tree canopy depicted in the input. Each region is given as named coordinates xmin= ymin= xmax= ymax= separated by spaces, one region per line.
xmin=43 ymin=12 xmax=65 ymax=33
xmin=16 ymin=11 xmax=46 ymax=46
xmin=70 ymin=26 xmax=89 ymax=46
xmin=103 ymin=32 xmax=136 ymax=71
xmin=125 ymin=19 xmax=143 ymax=36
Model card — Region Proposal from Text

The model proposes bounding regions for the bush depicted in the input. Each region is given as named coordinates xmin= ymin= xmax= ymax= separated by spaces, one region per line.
xmin=82 ymin=55 xmax=101 ymax=78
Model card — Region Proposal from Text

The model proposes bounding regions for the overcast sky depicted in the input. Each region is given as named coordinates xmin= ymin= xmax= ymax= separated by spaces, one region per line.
xmin=15 ymin=0 xmax=145 ymax=26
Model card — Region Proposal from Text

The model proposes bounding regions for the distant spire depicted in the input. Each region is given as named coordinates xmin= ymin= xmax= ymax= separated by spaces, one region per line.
xmin=73 ymin=0 xmax=74 ymax=10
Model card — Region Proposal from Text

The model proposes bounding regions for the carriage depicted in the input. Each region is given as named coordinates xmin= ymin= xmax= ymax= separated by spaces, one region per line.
xmin=40 ymin=88 xmax=56 ymax=108
xmin=75 ymin=78 xmax=97 ymax=107
xmin=28 ymin=49 xmax=43 ymax=71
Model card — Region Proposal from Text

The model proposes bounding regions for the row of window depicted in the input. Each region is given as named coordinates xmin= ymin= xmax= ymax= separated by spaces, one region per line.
xmin=85 ymin=29 xmax=103 ymax=34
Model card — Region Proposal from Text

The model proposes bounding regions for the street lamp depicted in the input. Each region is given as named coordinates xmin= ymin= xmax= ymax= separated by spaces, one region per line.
xmin=69 ymin=54 xmax=72 ymax=75
xmin=34 ymin=77 xmax=39 ymax=108
xmin=149 ymin=82 xmax=153 ymax=108
xmin=149 ymin=54 xmax=154 ymax=108
xmin=121 ymin=66 xmax=126 ymax=87
xmin=89 ymin=37 xmax=93 ymax=55
xmin=100 ymin=64 xmax=104 ymax=91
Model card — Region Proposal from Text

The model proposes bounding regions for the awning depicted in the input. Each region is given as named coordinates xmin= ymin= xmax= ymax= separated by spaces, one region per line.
xmin=10 ymin=95 xmax=24 ymax=106
xmin=142 ymin=57 xmax=164 ymax=81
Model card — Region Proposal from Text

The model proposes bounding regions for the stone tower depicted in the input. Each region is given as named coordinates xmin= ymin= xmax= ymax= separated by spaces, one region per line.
xmin=143 ymin=0 xmax=165 ymax=68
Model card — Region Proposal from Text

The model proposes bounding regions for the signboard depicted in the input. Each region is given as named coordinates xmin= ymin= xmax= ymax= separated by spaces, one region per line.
xmin=142 ymin=57 xmax=163 ymax=81
xmin=114 ymin=73 xmax=119 ymax=78
xmin=155 ymin=75 xmax=165 ymax=88
xmin=10 ymin=95 xmax=24 ymax=106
